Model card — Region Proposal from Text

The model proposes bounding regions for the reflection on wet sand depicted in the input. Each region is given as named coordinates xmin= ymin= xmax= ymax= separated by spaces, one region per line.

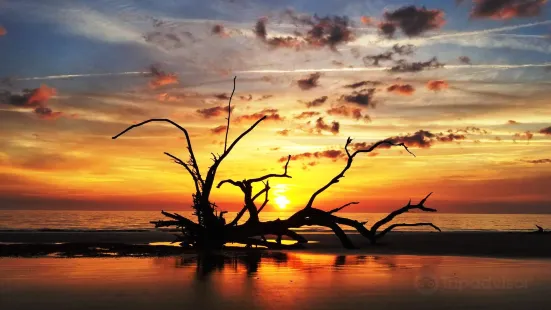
xmin=1 ymin=253 xmax=551 ymax=310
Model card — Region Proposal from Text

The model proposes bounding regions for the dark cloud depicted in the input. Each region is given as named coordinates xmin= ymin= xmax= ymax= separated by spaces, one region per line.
xmin=339 ymin=88 xmax=376 ymax=107
xmin=392 ymin=44 xmax=416 ymax=55
xmin=523 ymin=159 xmax=551 ymax=164
xmin=279 ymin=150 xmax=345 ymax=162
xmin=210 ymin=125 xmax=227 ymax=135
xmin=212 ymin=24 xmax=228 ymax=37
xmin=389 ymin=57 xmax=445 ymax=73
xmin=234 ymin=108 xmax=284 ymax=123
xmin=539 ymin=126 xmax=551 ymax=135
xmin=351 ymin=130 xmax=466 ymax=151
xmin=326 ymin=105 xmax=371 ymax=122
xmin=378 ymin=22 xmax=398 ymax=39
xmin=254 ymin=18 xmax=268 ymax=39
xmin=343 ymin=81 xmax=382 ymax=89
xmin=363 ymin=51 xmax=394 ymax=66
xmin=426 ymin=80 xmax=449 ymax=91
xmin=294 ymin=111 xmax=321 ymax=119
xmin=459 ymin=56 xmax=472 ymax=65
xmin=301 ymin=96 xmax=328 ymax=107
xmin=387 ymin=84 xmax=415 ymax=95
xmin=381 ymin=6 xmax=446 ymax=37
xmin=508 ymin=120 xmax=520 ymax=125
xmin=297 ymin=72 xmax=321 ymax=90
xmin=313 ymin=117 xmax=340 ymax=135
xmin=143 ymin=21 xmax=197 ymax=50
xmin=196 ymin=106 xmax=233 ymax=119
xmin=470 ymin=0 xmax=547 ymax=20
xmin=34 ymin=107 xmax=63 ymax=120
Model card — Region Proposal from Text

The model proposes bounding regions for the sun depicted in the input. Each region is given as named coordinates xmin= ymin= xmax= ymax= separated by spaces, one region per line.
xmin=274 ymin=195 xmax=290 ymax=210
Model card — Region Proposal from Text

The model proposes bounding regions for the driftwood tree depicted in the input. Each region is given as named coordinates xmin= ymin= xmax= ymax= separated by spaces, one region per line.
xmin=112 ymin=77 xmax=440 ymax=250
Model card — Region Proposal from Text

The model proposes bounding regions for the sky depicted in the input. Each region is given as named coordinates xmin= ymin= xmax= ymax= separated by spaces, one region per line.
xmin=0 ymin=0 xmax=551 ymax=213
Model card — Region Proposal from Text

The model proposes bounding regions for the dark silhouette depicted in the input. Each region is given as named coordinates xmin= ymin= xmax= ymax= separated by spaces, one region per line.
xmin=111 ymin=77 xmax=441 ymax=250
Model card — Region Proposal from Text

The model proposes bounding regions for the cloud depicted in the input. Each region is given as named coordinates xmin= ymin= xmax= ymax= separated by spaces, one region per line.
xmin=301 ymin=96 xmax=328 ymax=108
xmin=281 ymin=11 xmax=355 ymax=50
xmin=148 ymin=66 xmax=178 ymax=89
xmin=470 ymin=0 xmax=547 ymax=20
xmin=508 ymin=120 xmax=520 ymax=125
xmin=27 ymin=85 xmax=57 ymax=105
xmin=539 ymin=126 xmax=551 ymax=135
xmin=523 ymin=158 xmax=551 ymax=164
xmin=196 ymin=106 xmax=233 ymax=119
xmin=297 ymin=72 xmax=321 ymax=90
xmin=326 ymin=105 xmax=371 ymax=122
xmin=0 ymin=26 xmax=6 ymax=36
xmin=210 ymin=125 xmax=227 ymax=135
xmin=239 ymin=94 xmax=253 ymax=101
xmin=351 ymin=130 xmax=466 ymax=150
xmin=214 ymin=93 xmax=231 ymax=100
xmin=459 ymin=56 xmax=472 ymax=65
xmin=234 ymin=108 xmax=284 ymax=123
xmin=294 ymin=111 xmax=321 ymax=119
xmin=381 ymin=6 xmax=446 ymax=37
xmin=452 ymin=127 xmax=490 ymax=135
xmin=313 ymin=117 xmax=340 ymax=135
xmin=276 ymin=129 xmax=290 ymax=136
xmin=343 ymin=81 xmax=382 ymax=89
xmin=34 ymin=107 xmax=63 ymax=120
xmin=513 ymin=131 xmax=534 ymax=142
xmin=387 ymin=84 xmax=415 ymax=95
xmin=363 ymin=51 xmax=394 ymax=66
xmin=389 ymin=57 xmax=445 ymax=73
xmin=392 ymin=44 xmax=416 ymax=55
xmin=280 ymin=150 xmax=345 ymax=162
xmin=339 ymin=88 xmax=376 ymax=107
xmin=255 ymin=95 xmax=273 ymax=101
xmin=426 ymin=80 xmax=449 ymax=91
xmin=212 ymin=24 xmax=229 ymax=37
xmin=378 ymin=22 xmax=398 ymax=39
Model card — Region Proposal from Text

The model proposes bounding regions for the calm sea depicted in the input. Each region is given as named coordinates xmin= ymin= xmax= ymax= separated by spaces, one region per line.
xmin=0 ymin=210 xmax=550 ymax=232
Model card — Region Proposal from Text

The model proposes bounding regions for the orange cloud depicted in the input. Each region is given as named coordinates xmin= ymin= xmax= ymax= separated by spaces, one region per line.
xmin=148 ymin=66 xmax=178 ymax=89
xmin=210 ymin=125 xmax=227 ymax=135
xmin=27 ymin=85 xmax=57 ymax=105
xmin=426 ymin=80 xmax=449 ymax=91
xmin=539 ymin=126 xmax=551 ymax=135
xmin=471 ymin=0 xmax=547 ymax=20
xmin=361 ymin=16 xmax=373 ymax=25
xmin=234 ymin=109 xmax=284 ymax=123
xmin=196 ymin=106 xmax=233 ymax=119
xmin=387 ymin=84 xmax=415 ymax=95
xmin=326 ymin=105 xmax=371 ymax=122
xmin=0 ymin=26 xmax=6 ymax=36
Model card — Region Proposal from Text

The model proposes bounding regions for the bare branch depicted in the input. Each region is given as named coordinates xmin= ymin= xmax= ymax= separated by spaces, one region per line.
xmin=376 ymin=223 xmax=441 ymax=240
xmin=328 ymin=201 xmax=359 ymax=214
xmin=112 ymin=119 xmax=204 ymax=188
xmin=257 ymin=181 xmax=270 ymax=214
xmin=370 ymin=193 xmax=436 ymax=234
xmin=247 ymin=155 xmax=292 ymax=184
xmin=304 ymin=138 xmax=415 ymax=210
xmin=164 ymin=152 xmax=201 ymax=194
xmin=224 ymin=76 xmax=237 ymax=152
xmin=216 ymin=179 xmax=243 ymax=189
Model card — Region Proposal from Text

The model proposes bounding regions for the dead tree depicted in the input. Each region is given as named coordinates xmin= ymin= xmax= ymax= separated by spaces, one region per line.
xmin=112 ymin=76 xmax=440 ymax=250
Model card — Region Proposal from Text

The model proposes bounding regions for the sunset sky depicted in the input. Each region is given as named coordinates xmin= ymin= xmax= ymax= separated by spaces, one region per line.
xmin=1 ymin=0 xmax=550 ymax=213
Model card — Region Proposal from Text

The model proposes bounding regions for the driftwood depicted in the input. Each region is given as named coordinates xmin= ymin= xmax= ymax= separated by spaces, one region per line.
xmin=112 ymin=76 xmax=441 ymax=250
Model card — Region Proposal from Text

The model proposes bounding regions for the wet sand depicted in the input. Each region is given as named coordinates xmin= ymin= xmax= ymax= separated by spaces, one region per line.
xmin=2 ymin=231 xmax=551 ymax=258
xmin=1 ymin=253 xmax=551 ymax=310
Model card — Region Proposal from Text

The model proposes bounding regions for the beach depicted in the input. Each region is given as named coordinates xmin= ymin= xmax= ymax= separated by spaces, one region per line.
xmin=2 ymin=231 xmax=551 ymax=258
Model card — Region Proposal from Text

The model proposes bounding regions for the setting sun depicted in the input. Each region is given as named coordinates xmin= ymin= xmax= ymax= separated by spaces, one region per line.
xmin=274 ymin=195 xmax=290 ymax=210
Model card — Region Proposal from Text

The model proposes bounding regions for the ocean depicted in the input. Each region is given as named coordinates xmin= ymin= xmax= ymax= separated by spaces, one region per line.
xmin=0 ymin=210 xmax=550 ymax=232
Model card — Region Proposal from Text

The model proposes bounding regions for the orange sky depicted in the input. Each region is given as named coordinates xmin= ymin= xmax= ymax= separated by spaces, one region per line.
xmin=1 ymin=1 xmax=551 ymax=213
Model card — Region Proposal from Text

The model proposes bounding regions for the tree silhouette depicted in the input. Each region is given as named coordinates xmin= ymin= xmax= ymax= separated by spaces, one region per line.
xmin=112 ymin=77 xmax=440 ymax=250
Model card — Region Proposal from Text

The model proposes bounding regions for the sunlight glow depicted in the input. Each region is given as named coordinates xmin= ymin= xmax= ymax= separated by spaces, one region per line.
xmin=274 ymin=195 xmax=290 ymax=210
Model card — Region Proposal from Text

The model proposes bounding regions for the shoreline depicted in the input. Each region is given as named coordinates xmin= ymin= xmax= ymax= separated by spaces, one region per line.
xmin=1 ymin=231 xmax=551 ymax=259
